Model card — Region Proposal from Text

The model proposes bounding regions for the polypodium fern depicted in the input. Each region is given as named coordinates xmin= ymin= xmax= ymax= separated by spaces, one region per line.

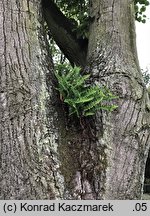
xmin=55 ymin=64 xmax=118 ymax=118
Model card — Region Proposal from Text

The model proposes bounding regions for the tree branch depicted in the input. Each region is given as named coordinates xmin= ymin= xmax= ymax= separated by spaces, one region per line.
xmin=42 ymin=0 xmax=88 ymax=67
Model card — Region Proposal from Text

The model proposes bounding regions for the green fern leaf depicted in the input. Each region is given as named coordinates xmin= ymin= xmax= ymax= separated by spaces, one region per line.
xmin=84 ymin=111 xmax=95 ymax=116
xmin=75 ymin=95 xmax=94 ymax=104
xmin=65 ymin=66 xmax=80 ymax=81
xmin=70 ymin=85 xmax=81 ymax=98
xmin=81 ymin=87 xmax=98 ymax=98
xmin=99 ymin=105 xmax=118 ymax=111
xmin=55 ymin=73 xmax=69 ymax=95
xmin=84 ymin=97 xmax=104 ymax=112
xmin=55 ymin=64 xmax=118 ymax=118
xmin=74 ymin=74 xmax=90 ymax=88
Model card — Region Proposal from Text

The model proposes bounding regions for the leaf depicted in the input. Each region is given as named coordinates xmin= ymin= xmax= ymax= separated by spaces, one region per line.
xmin=140 ymin=6 xmax=146 ymax=12
xmin=84 ymin=111 xmax=95 ymax=116
xmin=75 ymin=95 xmax=94 ymax=104
xmin=81 ymin=86 xmax=102 ymax=98
xmin=142 ymin=19 xmax=146 ymax=23
xmin=55 ymin=64 xmax=118 ymax=118
xmin=65 ymin=66 xmax=80 ymax=81
xmin=84 ymin=97 xmax=104 ymax=112
xmin=99 ymin=105 xmax=118 ymax=112
xmin=74 ymin=74 xmax=90 ymax=88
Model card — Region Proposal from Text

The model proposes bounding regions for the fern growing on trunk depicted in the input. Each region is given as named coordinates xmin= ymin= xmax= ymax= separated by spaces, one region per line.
xmin=55 ymin=64 xmax=118 ymax=117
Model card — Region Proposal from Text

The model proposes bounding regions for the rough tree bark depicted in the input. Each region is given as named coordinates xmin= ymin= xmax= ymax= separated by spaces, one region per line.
xmin=0 ymin=0 xmax=64 ymax=199
xmin=86 ymin=0 xmax=150 ymax=199
xmin=0 ymin=0 xmax=150 ymax=200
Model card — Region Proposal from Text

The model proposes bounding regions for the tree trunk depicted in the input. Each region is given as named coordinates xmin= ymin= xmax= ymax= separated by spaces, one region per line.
xmin=0 ymin=0 xmax=64 ymax=199
xmin=1 ymin=0 xmax=150 ymax=200
xmin=49 ymin=0 xmax=150 ymax=200
xmin=86 ymin=0 xmax=150 ymax=199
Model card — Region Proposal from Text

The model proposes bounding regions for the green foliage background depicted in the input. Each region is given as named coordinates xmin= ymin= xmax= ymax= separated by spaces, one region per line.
xmin=53 ymin=0 xmax=150 ymax=40
xmin=134 ymin=0 xmax=150 ymax=23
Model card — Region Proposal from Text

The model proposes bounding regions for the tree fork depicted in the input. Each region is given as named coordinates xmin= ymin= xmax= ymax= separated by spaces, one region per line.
xmin=42 ymin=0 xmax=88 ymax=67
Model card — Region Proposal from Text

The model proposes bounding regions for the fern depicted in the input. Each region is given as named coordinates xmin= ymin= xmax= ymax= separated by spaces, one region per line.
xmin=74 ymin=74 xmax=90 ymax=88
xmin=55 ymin=65 xmax=118 ymax=118
xmin=83 ymin=96 xmax=104 ymax=112
xmin=84 ymin=111 xmax=95 ymax=116
xmin=75 ymin=95 xmax=95 ymax=104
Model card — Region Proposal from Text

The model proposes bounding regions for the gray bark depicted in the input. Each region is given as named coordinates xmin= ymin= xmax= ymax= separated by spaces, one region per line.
xmin=0 ymin=0 xmax=63 ymax=199
xmin=0 ymin=0 xmax=150 ymax=200
xmin=49 ymin=0 xmax=150 ymax=200
xmin=86 ymin=0 xmax=150 ymax=199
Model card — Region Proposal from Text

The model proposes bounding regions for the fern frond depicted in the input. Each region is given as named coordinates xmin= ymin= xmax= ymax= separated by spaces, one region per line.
xmin=65 ymin=66 xmax=80 ymax=80
xmin=84 ymin=111 xmax=95 ymax=116
xmin=84 ymin=97 xmax=104 ymax=112
xmin=99 ymin=105 xmax=118 ymax=111
xmin=81 ymin=87 xmax=97 ymax=99
xmin=66 ymin=66 xmax=81 ymax=82
xmin=76 ymin=96 xmax=94 ymax=104
xmin=55 ymin=64 xmax=118 ymax=118
xmin=70 ymin=85 xmax=81 ymax=98
xmin=55 ymin=73 xmax=69 ymax=95
xmin=64 ymin=98 xmax=79 ymax=114
xmin=74 ymin=74 xmax=90 ymax=88
xmin=60 ymin=78 xmax=70 ymax=93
